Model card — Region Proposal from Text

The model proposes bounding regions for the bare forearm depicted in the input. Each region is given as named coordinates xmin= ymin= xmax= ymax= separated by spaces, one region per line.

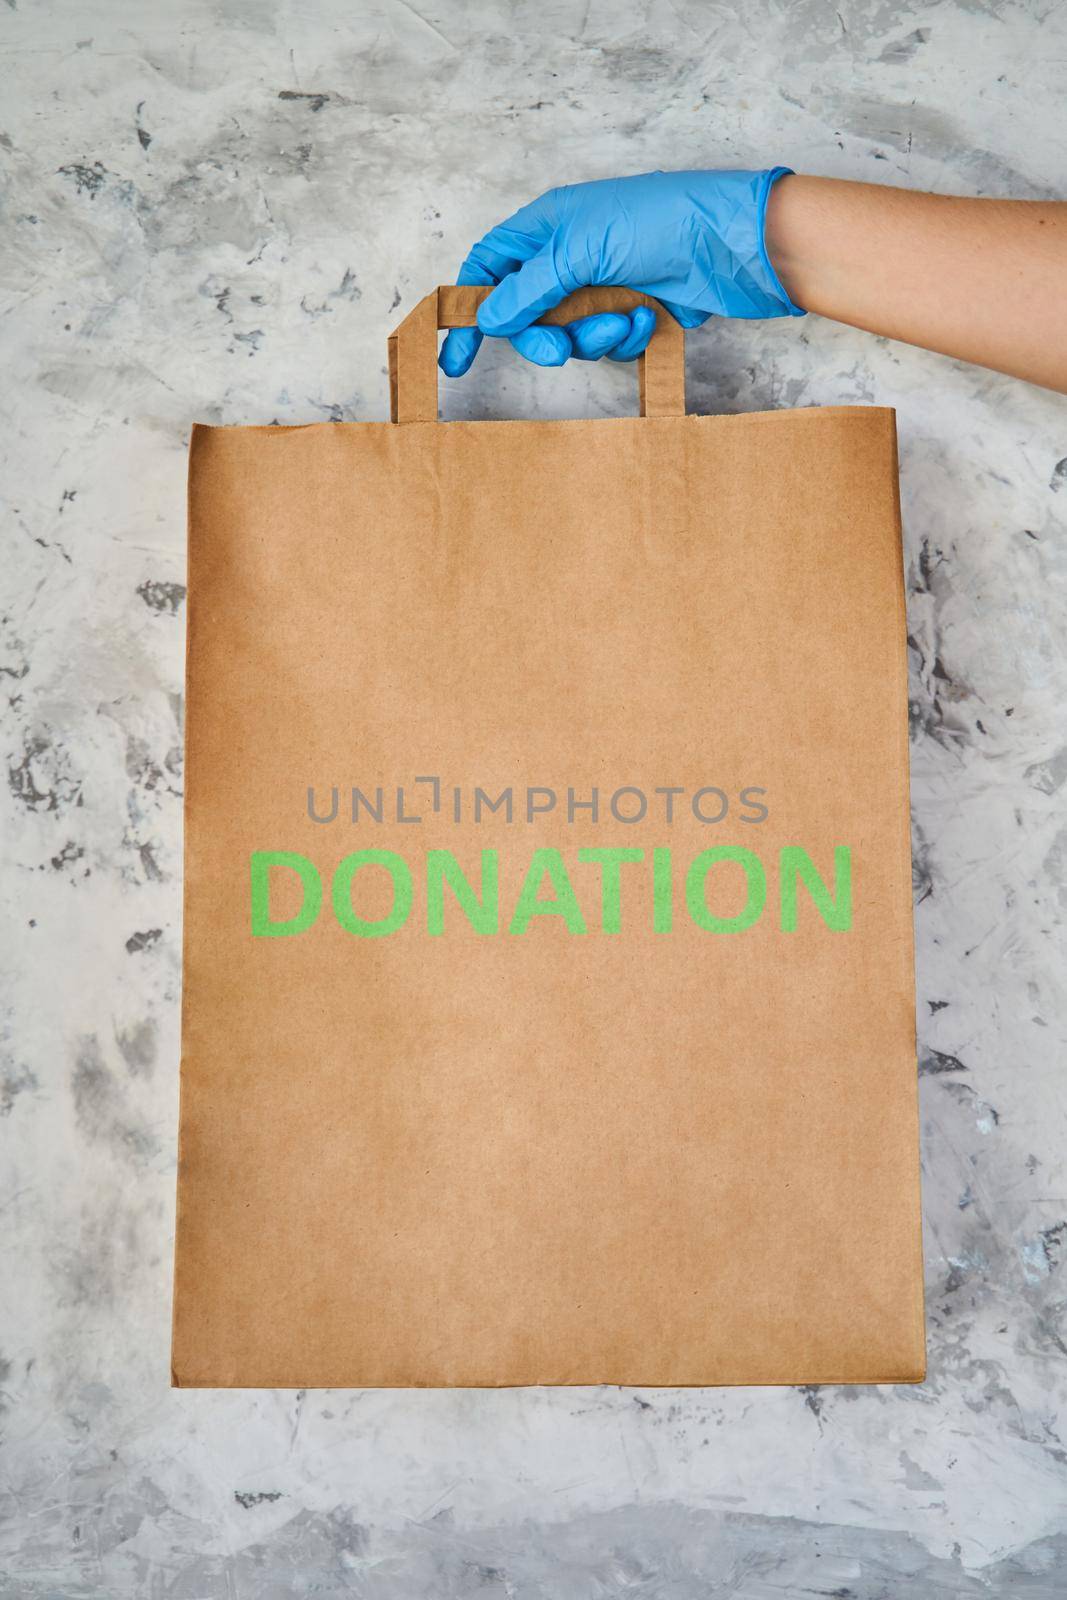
xmin=765 ymin=175 xmax=1067 ymax=394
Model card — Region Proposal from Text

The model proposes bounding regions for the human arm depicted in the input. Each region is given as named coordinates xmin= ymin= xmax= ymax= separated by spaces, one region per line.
xmin=440 ymin=170 xmax=1067 ymax=395
xmin=764 ymin=176 xmax=1067 ymax=393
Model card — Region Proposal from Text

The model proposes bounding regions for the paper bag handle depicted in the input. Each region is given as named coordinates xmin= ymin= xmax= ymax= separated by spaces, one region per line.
xmin=389 ymin=285 xmax=686 ymax=423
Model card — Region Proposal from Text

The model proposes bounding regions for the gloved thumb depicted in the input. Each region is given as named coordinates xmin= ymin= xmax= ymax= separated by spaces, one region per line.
xmin=477 ymin=242 xmax=568 ymax=339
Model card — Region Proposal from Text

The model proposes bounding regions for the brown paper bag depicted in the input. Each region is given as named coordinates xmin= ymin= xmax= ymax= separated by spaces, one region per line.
xmin=172 ymin=285 xmax=925 ymax=1388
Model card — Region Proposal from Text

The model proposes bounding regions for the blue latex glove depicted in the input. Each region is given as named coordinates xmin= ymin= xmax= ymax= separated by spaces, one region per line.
xmin=439 ymin=168 xmax=804 ymax=377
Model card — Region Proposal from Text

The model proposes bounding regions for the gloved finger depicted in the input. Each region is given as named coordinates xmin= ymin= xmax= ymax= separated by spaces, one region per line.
xmin=440 ymin=197 xmax=560 ymax=375
xmin=509 ymin=323 xmax=572 ymax=367
xmin=439 ymin=257 xmax=499 ymax=376
xmin=439 ymin=325 xmax=483 ymax=377
xmin=478 ymin=241 xmax=568 ymax=338
xmin=461 ymin=190 xmax=559 ymax=282
xmin=565 ymin=312 xmax=633 ymax=362
xmin=607 ymin=305 xmax=657 ymax=362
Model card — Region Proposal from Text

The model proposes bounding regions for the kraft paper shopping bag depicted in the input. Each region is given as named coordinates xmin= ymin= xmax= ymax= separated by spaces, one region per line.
xmin=172 ymin=286 xmax=925 ymax=1387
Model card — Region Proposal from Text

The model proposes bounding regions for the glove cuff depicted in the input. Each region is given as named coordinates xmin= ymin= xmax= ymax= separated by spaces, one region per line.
xmin=757 ymin=167 xmax=806 ymax=317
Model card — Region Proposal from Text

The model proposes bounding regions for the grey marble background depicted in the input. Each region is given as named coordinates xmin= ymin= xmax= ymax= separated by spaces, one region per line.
xmin=2 ymin=0 xmax=1066 ymax=1594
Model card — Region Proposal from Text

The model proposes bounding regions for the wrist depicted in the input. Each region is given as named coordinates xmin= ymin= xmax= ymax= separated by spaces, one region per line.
xmin=763 ymin=171 xmax=809 ymax=314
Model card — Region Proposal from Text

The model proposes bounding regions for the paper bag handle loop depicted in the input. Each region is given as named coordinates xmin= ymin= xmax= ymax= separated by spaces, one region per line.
xmin=389 ymin=285 xmax=686 ymax=424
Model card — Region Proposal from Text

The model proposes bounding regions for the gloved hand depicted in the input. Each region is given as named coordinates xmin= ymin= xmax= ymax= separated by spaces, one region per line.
xmin=439 ymin=168 xmax=804 ymax=377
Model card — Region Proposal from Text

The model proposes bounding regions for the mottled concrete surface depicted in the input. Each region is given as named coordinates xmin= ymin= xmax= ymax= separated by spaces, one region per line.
xmin=2 ymin=1 xmax=1066 ymax=1594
